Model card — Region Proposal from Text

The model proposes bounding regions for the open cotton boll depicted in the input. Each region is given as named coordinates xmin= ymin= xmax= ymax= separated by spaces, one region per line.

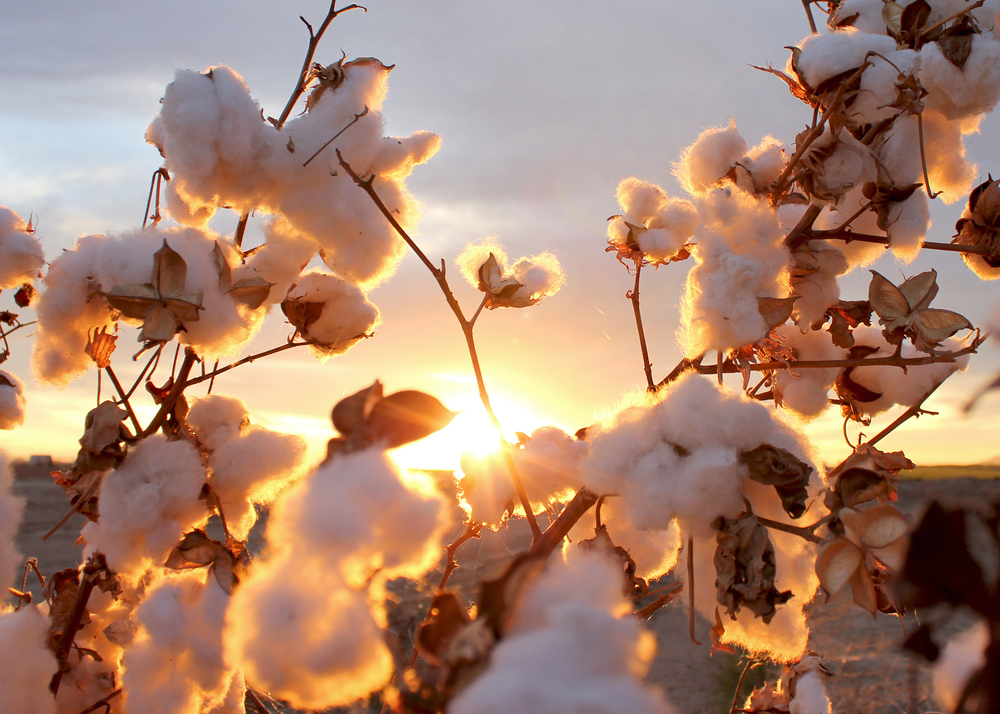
xmin=828 ymin=0 xmax=894 ymax=33
xmin=32 ymin=234 xmax=113 ymax=386
xmin=186 ymin=394 xmax=250 ymax=453
xmin=149 ymin=63 xmax=439 ymax=289
xmin=813 ymin=190 xmax=887 ymax=267
xmin=0 ymin=606 xmax=58 ymax=714
xmin=449 ymin=550 xmax=676 ymax=714
xmin=582 ymin=375 xmax=818 ymax=537
xmin=208 ymin=425 xmax=310 ymax=540
xmin=0 ymin=452 xmax=23 ymax=598
xmin=884 ymin=191 xmax=930 ymax=262
xmin=921 ymin=110 xmax=977 ymax=204
xmin=458 ymin=450 xmax=516 ymax=528
xmin=789 ymin=670 xmax=832 ymax=714
xmin=511 ymin=254 xmax=565 ymax=300
xmin=226 ymin=555 xmax=393 ymax=710
xmin=675 ymin=119 xmax=747 ymax=195
xmin=616 ymin=177 xmax=669 ymax=224
xmin=0 ymin=207 xmax=44 ymax=288
xmin=265 ymin=448 xmax=449 ymax=588
xmin=0 ymin=370 xmax=26 ymax=430
xmin=791 ymin=241 xmax=848 ymax=329
xmin=920 ymin=34 xmax=1000 ymax=120
xmin=733 ymin=136 xmax=786 ymax=195
xmin=516 ymin=426 xmax=587 ymax=499
xmin=456 ymin=236 xmax=508 ymax=289
xmin=850 ymin=50 xmax=918 ymax=127
xmin=793 ymin=30 xmax=897 ymax=95
xmin=680 ymin=187 xmax=791 ymax=357
xmin=281 ymin=270 xmax=380 ymax=356
xmin=774 ymin=325 xmax=846 ymax=418
xmin=848 ymin=327 xmax=970 ymax=416
xmin=124 ymin=571 xmax=237 ymax=714
xmin=243 ymin=217 xmax=319 ymax=303
xmin=932 ymin=620 xmax=988 ymax=712
xmin=82 ymin=436 xmax=208 ymax=576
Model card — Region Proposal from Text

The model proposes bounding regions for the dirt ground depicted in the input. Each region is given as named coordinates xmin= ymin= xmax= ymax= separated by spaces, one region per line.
xmin=10 ymin=466 xmax=999 ymax=713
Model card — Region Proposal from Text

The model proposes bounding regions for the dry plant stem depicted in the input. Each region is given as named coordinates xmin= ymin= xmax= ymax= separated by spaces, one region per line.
xmin=755 ymin=515 xmax=823 ymax=543
xmin=815 ymin=227 xmax=1000 ymax=260
xmin=917 ymin=0 xmax=986 ymax=39
xmin=336 ymin=151 xmax=543 ymax=541
xmin=697 ymin=340 xmax=981 ymax=375
xmin=43 ymin=475 xmax=103 ymax=541
xmin=104 ymin=366 xmax=142 ymax=434
xmin=784 ymin=203 xmax=824 ymax=250
xmin=657 ymin=353 xmax=705 ymax=390
xmin=916 ymin=112 xmax=941 ymax=199
xmin=634 ymin=586 xmax=683 ymax=619
xmin=125 ymin=343 xmax=163 ymax=399
xmin=730 ymin=659 xmax=755 ymax=714
xmin=141 ymin=348 xmax=197 ymax=437
xmin=435 ymin=521 xmax=484 ymax=595
xmin=527 ymin=487 xmax=600 ymax=559
xmin=76 ymin=688 xmax=122 ymax=714
xmin=234 ymin=212 xmax=250 ymax=251
xmin=628 ymin=261 xmax=656 ymax=391
xmin=801 ymin=0 xmax=818 ymax=34
xmin=51 ymin=563 xmax=100 ymax=694
xmin=687 ymin=537 xmax=702 ymax=645
xmin=185 ymin=340 xmax=308 ymax=388
xmin=275 ymin=0 xmax=367 ymax=129
xmin=302 ymin=106 xmax=369 ymax=166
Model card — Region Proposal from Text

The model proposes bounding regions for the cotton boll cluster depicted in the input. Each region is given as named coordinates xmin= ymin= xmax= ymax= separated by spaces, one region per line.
xmin=932 ymin=620 xmax=988 ymax=711
xmin=187 ymin=394 xmax=310 ymax=540
xmin=455 ymin=238 xmax=565 ymax=308
xmin=607 ymin=179 xmax=698 ymax=264
xmin=81 ymin=436 xmax=208 ymax=577
xmin=582 ymin=374 xmax=820 ymax=538
xmin=147 ymin=62 xmax=440 ymax=289
xmin=732 ymin=137 xmax=787 ymax=195
xmin=774 ymin=325 xmax=847 ymax=418
xmin=680 ymin=186 xmax=791 ymax=357
xmin=458 ymin=427 xmax=585 ymax=527
xmin=0 ymin=451 xmax=23 ymax=595
xmin=920 ymin=33 xmax=1000 ymax=121
xmin=0 ymin=207 xmax=44 ymax=288
xmin=280 ymin=270 xmax=380 ymax=356
xmin=32 ymin=226 xmax=269 ymax=386
xmin=0 ymin=369 xmax=26 ymax=430
xmin=846 ymin=327 xmax=970 ymax=416
xmin=448 ymin=550 xmax=676 ymax=714
xmin=124 ymin=571 xmax=242 ymax=714
xmin=226 ymin=449 xmax=449 ymax=709
xmin=0 ymin=606 xmax=58 ymax=714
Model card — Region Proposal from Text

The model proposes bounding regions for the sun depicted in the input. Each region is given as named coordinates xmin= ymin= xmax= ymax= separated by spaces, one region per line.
xmin=390 ymin=392 xmax=550 ymax=474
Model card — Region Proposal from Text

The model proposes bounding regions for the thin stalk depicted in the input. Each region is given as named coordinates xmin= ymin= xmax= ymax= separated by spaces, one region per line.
xmin=917 ymin=0 xmax=986 ymax=39
xmin=528 ymin=488 xmax=600 ymax=559
xmin=634 ymin=585 xmax=684 ymax=619
xmin=51 ymin=564 xmax=100 ymax=694
xmin=185 ymin=340 xmax=308 ymax=388
xmin=104 ymin=366 xmax=142 ymax=434
xmin=755 ymin=515 xmax=823 ymax=543
xmin=816 ymin=228 xmax=1000 ymax=260
xmin=125 ymin=344 xmax=163 ymax=399
xmin=801 ymin=0 xmax=818 ymax=33
xmin=76 ymin=689 xmax=122 ymax=714
xmin=687 ymin=537 xmax=702 ymax=645
xmin=916 ymin=112 xmax=941 ymax=199
xmin=274 ymin=1 xmax=367 ymax=129
xmin=337 ymin=150 xmax=542 ymax=541
xmin=730 ymin=659 xmax=755 ymax=714
xmin=657 ymin=353 xmax=705 ymax=390
xmin=142 ymin=348 xmax=197 ymax=437
xmin=628 ymin=261 xmax=656 ymax=391
xmin=302 ymin=106 xmax=369 ymax=166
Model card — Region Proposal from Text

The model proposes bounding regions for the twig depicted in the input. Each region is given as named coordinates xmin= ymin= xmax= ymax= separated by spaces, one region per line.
xmin=657 ymin=353 xmax=705 ymax=390
xmin=634 ymin=584 xmax=683 ymax=619
xmin=730 ymin=659 xmax=755 ymax=714
xmin=755 ymin=515 xmax=823 ymax=543
xmin=687 ymin=537 xmax=702 ymax=645
xmin=337 ymin=150 xmax=543 ymax=542
xmin=185 ymin=340 xmax=308 ymax=388
xmin=75 ymin=689 xmax=122 ymax=714
xmin=104 ymin=366 xmax=142 ymax=434
xmin=275 ymin=1 xmax=367 ymax=129
xmin=627 ymin=261 xmax=656 ymax=391
xmin=917 ymin=0 xmax=986 ymax=39
xmin=815 ymin=227 xmax=1000 ymax=261
xmin=302 ymin=106 xmax=369 ymax=166
xmin=51 ymin=561 xmax=101 ymax=694
xmin=916 ymin=112 xmax=942 ymax=199
xmin=801 ymin=0 xmax=818 ymax=33
xmin=141 ymin=348 xmax=198 ymax=437
xmin=528 ymin=488 xmax=600 ymax=559
xmin=435 ymin=521 xmax=483 ymax=594
xmin=142 ymin=168 xmax=167 ymax=228
xmin=43 ymin=475 xmax=103 ymax=541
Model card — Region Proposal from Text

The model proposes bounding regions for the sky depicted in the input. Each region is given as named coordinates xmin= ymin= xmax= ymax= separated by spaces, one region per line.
xmin=2 ymin=0 xmax=1000 ymax=469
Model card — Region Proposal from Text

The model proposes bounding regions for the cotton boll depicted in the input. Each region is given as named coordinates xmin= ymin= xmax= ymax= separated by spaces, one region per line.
xmin=0 ymin=370 xmax=26 ymax=430
xmin=32 ymin=234 xmax=114 ymax=386
xmin=458 ymin=450 xmax=516 ymax=528
xmin=828 ymin=0 xmax=894 ymax=34
xmin=456 ymin=236 xmax=508 ymax=290
xmin=512 ymin=253 xmax=565 ymax=300
xmin=0 ymin=452 xmax=23 ymax=597
xmin=0 ymin=606 xmax=58 ymax=714
xmin=596 ymin=499 xmax=682 ymax=581
xmin=367 ymin=130 xmax=442 ymax=178
xmin=516 ymin=426 xmax=587 ymax=501
xmin=793 ymin=30 xmax=897 ymax=95
xmin=225 ymin=555 xmax=394 ymax=709
xmin=680 ymin=187 xmax=791 ymax=356
xmin=932 ymin=620 xmax=988 ymax=712
xmin=736 ymin=136 xmax=786 ymax=195
xmin=208 ymin=425 xmax=310 ymax=540
xmin=124 ymin=571 xmax=237 ymax=714
xmin=640 ymin=198 xmax=699 ymax=261
xmin=920 ymin=34 xmax=1000 ymax=120
xmin=851 ymin=50 xmax=918 ymax=127
xmin=615 ymin=177 xmax=668 ymax=224
xmin=82 ymin=436 xmax=208 ymax=576
xmin=281 ymin=270 xmax=380 ymax=356
xmin=791 ymin=241 xmax=848 ymax=329
xmin=789 ymin=670 xmax=832 ymax=714
xmin=813 ymin=190 xmax=887 ymax=268
xmin=676 ymin=119 xmax=748 ymax=195
xmin=449 ymin=550 xmax=676 ymax=714
xmin=885 ymin=191 xmax=930 ymax=262
xmin=0 ymin=207 xmax=44 ymax=288
xmin=186 ymin=394 xmax=250 ymax=453
xmin=266 ymin=448 xmax=449 ymax=587
xmin=921 ymin=109 xmax=977 ymax=203
xmin=243 ymin=217 xmax=319 ymax=304
xmin=774 ymin=325 xmax=846 ymax=418
xmin=876 ymin=115 xmax=922 ymax=188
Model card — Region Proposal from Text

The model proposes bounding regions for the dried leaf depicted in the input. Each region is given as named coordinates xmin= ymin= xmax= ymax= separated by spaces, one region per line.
xmin=79 ymin=401 xmax=128 ymax=454
xmin=212 ymin=241 xmax=233 ymax=291
xmin=13 ymin=283 xmax=35 ymax=308
xmin=227 ymin=276 xmax=273 ymax=309
xmin=85 ymin=326 xmax=117 ymax=369
xmin=478 ymin=554 xmax=547 ymax=637
xmin=103 ymin=618 xmax=138 ymax=647
xmin=366 ymin=390 xmax=458 ymax=448
xmin=714 ymin=513 xmax=792 ymax=623
xmin=757 ymin=296 xmax=799 ymax=331
xmin=164 ymin=529 xmax=226 ymax=569
xmin=868 ymin=271 xmax=912 ymax=324
xmin=141 ymin=302 xmax=181 ymax=342
xmin=816 ymin=538 xmax=864 ymax=600
xmin=740 ymin=444 xmax=813 ymax=519
xmin=331 ymin=381 xmax=384 ymax=437
xmin=153 ymin=241 xmax=188 ymax=298
xmin=416 ymin=592 xmax=472 ymax=666
xmin=882 ymin=1 xmax=905 ymax=36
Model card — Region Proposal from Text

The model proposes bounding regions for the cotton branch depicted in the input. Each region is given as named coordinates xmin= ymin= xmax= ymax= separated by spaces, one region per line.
xmin=336 ymin=150 xmax=542 ymax=541
xmin=184 ymin=340 xmax=309 ymax=388
xmin=627 ymin=261 xmax=656 ymax=391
